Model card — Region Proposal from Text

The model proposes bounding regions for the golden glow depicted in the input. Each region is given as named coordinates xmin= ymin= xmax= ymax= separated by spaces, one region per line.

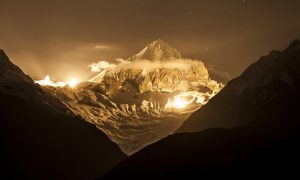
xmin=67 ymin=78 xmax=78 ymax=88
xmin=172 ymin=97 xmax=189 ymax=109
xmin=35 ymin=75 xmax=66 ymax=87
xmin=164 ymin=91 xmax=209 ymax=110
xmin=35 ymin=75 xmax=79 ymax=88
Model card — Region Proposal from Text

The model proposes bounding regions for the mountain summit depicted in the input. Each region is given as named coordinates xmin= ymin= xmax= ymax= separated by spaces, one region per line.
xmin=129 ymin=39 xmax=182 ymax=61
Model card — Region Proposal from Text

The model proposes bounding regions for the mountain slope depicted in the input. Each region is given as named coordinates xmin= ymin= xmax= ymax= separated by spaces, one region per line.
xmin=103 ymin=40 xmax=300 ymax=178
xmin=0 ymin=50 xmax=126 ymax=179
xmin=177 ymin=39 xmax=300 ymax=133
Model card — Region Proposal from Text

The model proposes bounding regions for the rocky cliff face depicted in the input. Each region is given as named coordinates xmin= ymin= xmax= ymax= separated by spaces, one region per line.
xmin=92 ymin=39 xmax=223 ymax=96
xmin=97 ymin=62 xmax=219 ymax=95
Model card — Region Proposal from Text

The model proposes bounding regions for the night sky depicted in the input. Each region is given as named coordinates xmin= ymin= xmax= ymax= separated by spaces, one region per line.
xmin=1 ymin=0 xmax=300 ymax=81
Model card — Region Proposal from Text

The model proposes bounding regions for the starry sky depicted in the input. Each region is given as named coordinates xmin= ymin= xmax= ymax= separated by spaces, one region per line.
xmin=0 ymin=0 xmax=300 ymax=81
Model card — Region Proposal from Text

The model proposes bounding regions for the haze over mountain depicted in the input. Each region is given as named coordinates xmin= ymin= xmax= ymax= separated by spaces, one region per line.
xmin=40 ymin=39 xmax=223 ymax=155
xmin=0 ymin=50 xmax=125 ymax=179
xmin=104 ymin=39 xmax=300 ymax=178
xmin=1 ymin=0 xmax=300 ymax=81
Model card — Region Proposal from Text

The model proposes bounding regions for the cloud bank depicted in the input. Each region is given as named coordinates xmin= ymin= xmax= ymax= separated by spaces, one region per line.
xmin=89 ymin=58 xmax=205 ymax=73
xmin=89 ymin=61 xmax=116 ymax=72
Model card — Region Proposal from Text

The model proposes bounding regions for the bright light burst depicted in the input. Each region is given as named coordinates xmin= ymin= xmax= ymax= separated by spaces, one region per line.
xmin=164 ymin=91 xmax=209 ymax=110
xmin=67 ymin=78 xmax=78 ymax=88
xmin=35 ymin=75 xmax=79 ymax=88
xmin=172 ymin=97 xmax=189 ymax=109
xmin=35 ymin=75 xmax=66 ymax=87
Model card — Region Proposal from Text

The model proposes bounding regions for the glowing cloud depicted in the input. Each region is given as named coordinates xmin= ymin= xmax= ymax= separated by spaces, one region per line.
xmin=93 ymin=45 xmax=111 ymax=50
xmin=89 ymin=58 xmax=206 ymax=73
xmin=35 ymin=75 xmax=80 ymax=88
xmin=89 ymin=61 xmax=116 ymax=72
xmin=164 ymin=91 xmax=209 ymax=110
xmin=35 ymin=75 xmax=66 ymax=87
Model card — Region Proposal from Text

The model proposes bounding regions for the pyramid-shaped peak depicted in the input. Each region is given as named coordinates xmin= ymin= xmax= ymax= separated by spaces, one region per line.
xmin=149 ymin=39 xmax=175 ymax=49
xmin=129 ymin=39 xmax=182 ymax=61
xmin=152 ymin=38 xmax=166 ymax=44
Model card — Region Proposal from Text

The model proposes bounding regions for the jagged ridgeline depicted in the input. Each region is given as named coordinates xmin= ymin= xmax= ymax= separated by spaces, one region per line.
xmin=42 ymin=39 xmax=224 ymax=155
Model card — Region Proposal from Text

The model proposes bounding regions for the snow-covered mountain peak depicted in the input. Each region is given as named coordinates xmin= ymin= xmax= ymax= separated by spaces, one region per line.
xmin=129 ymin=39 xmax=182 ymax=61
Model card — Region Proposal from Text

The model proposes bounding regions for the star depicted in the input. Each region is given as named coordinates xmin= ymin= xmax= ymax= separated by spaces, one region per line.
xmin=139 ymin=0 xmax=144 ymax=7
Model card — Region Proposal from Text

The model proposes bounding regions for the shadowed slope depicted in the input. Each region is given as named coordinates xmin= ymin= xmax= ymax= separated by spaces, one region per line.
xmin=0 ymin=49 xmax=126 ymax=179
xmin=178 ymin=39 xmax=300 ymax=133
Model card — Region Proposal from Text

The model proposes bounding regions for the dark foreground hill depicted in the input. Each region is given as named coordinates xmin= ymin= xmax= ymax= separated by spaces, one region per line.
xmin=178 ymin=39 xmax=300 ymax=133
xmin=104 ymin=40 xmax=300 ymax=178
xmin=0 ymin=50 xmax=126 ymax=179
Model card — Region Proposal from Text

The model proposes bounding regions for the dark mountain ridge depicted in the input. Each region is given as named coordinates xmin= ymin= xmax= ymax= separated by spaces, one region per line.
xmin=0 ymin=49 xmax=126 ymax=179
xmin=178 ymin=39 xmax=300 ymax=133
